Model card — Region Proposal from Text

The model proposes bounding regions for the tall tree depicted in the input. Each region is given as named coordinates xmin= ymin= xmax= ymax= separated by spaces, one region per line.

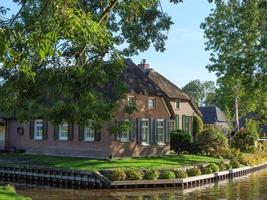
xmin=182 ymin=79 xmax=216 ymax=106
xmin=201 ymin=0 xmax=267 ymax=121
xmin=0 ymin=0 xmax=182 ymax=124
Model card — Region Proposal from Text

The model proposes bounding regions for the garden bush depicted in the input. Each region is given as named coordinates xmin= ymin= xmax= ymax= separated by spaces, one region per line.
xmin=186 ymin=167 xmax=201 ymax=176
xmin=232 ymin=120 xmax=259 ymax=153
xmin=239 ymin=154 xmax=265 ymax=166
xmin=143 ymin=169 xmax=160 ymax=180
xmin=160 ymin=170 xmax=176 ymax=179
xmin=218 ymin=162 xmax=227 ymax=171
xmin=195 ymin=128 xmax=228 ymax=157
xmin=174 ymin=169 xmax=188 ymax=178
xmin=170 ymin=130 xmax=192 ymax=154
xmin=202 ymin=166 xmax=213 ymax=174
xmin=125 ymin=169 xmax=144 ymax=180
xmin=230 ymin=159 xmax=241 ymax=169
xmin=225 ymin=163 xmax=232 ymax=170
xmin=207 ymin=163 xmax=220 ymax=172
xmin=110 ymin=169 xmax=127 ymax=181
xmin=193 ymin=116 xmax=203 ymax=138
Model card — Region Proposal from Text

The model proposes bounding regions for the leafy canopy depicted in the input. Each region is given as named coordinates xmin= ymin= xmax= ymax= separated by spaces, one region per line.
xmin=0 ymin=0 xmax=182 ymax=124
xmin=201 ymin=0 xmax=267 ymax=121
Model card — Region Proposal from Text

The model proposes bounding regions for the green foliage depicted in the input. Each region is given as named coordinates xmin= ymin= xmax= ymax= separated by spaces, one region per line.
xmin=0 ymin=0 xmax=182 ymax=123
xmin=125 ymin=169 xmax=144 ymax=180
xmin=207 ymin=163 xmax=219 ymax=173
xmin=193 ymin=116 xmax=203 ymax=136
xmin=159 ymin=170 xmax=176 ymax=179
xmin=202 ymin=166 xmax=213 ymax=175
xmin=201 ymin=0 xmax=267 ymax=116
xmin=225 ymin=163 xmax=232 ymax=170
xmin=123 ymin=104 xmax=138 ymax=114
xmin=218 ymin=162 xmax=227 ymax=171
xmin=0 ymin=185 xmax=31 ymax=200
xmin=195 ymin=128 xmax=228 ymax=157
xmin=174 ymin=169 xmax=188 ymax=178
xmin=186 ymin=167 xmax=201 ymax=177
xmin=230 ymin=159 xmax=241 ymax=169
xmin=182 ymin=80 xmax=216 ymax=106
xmin=143 ymin=169 xmax=160 ymax=180
xmin=110 ymin=169 xmax=127 ymax=181
xmin=232 ymin=128 xmax=259 ymax=153
xmin=170 ymin=130 xmax=192 ymax=154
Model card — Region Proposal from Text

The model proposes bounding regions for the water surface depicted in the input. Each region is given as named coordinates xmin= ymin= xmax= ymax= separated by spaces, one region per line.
xmin=16 ymin=169 xmax=267 ymax=200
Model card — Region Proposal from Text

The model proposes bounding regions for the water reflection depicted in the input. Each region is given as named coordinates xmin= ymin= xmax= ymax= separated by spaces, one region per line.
xmin=16 ymin=170 xmax=267 ymax=200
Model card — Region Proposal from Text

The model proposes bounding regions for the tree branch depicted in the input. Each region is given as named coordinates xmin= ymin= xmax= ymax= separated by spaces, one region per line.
xmin=9 ymin=1 xmax=26 ymax=26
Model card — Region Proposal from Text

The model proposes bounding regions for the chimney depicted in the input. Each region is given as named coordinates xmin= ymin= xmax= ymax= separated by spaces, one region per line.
xmin=137 ymin=59 xmax=150 ymax=72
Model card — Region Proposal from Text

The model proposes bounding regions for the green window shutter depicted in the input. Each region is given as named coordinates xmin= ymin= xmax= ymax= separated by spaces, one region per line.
xmin=175 ymin=115 xmax=179 ymax=130
xmin=54 ymin=125 xmax=59 ymax=140
xmin=68 ymin=123 xmax=74 ymax=141
xmin=182 ymin=115 xmax=186 ymax=131
xmin=190 ymin=116 xmax=193 ymax=135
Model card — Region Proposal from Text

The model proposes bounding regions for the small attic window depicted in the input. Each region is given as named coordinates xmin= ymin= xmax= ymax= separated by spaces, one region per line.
xmin=128 ymin=96 xmax=135 ymax=106
xmin=148 ymin=98 xmax=156 ymax=109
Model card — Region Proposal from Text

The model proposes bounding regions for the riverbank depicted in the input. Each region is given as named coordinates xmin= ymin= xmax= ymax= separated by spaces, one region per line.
xmin=0 ymin=185 xmax=31 ymax=200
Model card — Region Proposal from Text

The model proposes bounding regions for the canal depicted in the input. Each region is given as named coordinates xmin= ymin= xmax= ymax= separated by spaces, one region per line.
xmin=15 ymin=169 xmax=267 ymax=200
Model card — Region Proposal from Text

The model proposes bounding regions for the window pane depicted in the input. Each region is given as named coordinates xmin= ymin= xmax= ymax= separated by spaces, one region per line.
xmin=128 ymin=97 xmax=135 ymax=106
xmin=157 ymin=120 xmax=164 ymax=143
xmin=141 ymin=119 xmax=149 ymax=143
xmin=34 ymin=119 xmax=43 ymax=140
xmin=59 ymin=122 xmax=68 ymax=140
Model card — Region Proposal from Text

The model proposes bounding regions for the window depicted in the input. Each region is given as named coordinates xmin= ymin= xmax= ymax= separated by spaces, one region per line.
xmin=0 ymin=124 xmax=5 ymax=141
xmin=128 ymin=96 xmax=135 ymax=106
xmin=182 ymin=116 xmax=192 ymax=134
xmin=176 ymin=99 xmax=180 ymax=110
xmin=84 ymin=120 xmax=95 ymax=142
xmin=117 ymin=120 xmax=130 ymax=142
xmin=148 ymin=98 xmax=156 ymax=109
xmin=34 ymin=119 xmax=43 ymax=140
xmin=141 ymin=119 xmax=149 ymax=144
xmin=59 ymin=122 xmax=68 ymax=141
xmin=157 ymin=119 xmax=165 ymax=144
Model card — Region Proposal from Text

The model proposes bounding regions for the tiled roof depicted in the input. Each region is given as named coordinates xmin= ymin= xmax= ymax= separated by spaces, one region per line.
xmin=199 ymin=106 xmax=227 ymax=124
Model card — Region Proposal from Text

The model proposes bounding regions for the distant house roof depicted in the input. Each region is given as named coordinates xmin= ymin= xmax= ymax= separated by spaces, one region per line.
xmin=239 ymin=113 xmax=267 ymax=134
xmin=199 ymin=106 xmax=227 ymax=124
xmin=146 ymin=68 xmax=202 ymax=117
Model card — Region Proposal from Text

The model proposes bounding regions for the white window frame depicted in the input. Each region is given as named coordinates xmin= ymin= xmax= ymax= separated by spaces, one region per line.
xmin=157 ymin=119 xmax=165 ymax=145
xmin=59 ymin=122 xmax=69 ymax=141
xmin=148 ymin=98 xmax=156 ymax=109
xmin=141 ymin=119 xmax=150 ymax=145
xmin=34 ymin=119 xmax=43 ymax=140
xmin=127 ymin=96 xmax=135 ymax=106
xmin=176 ymin=99 xmax=180 ymax=110
xmin=0 ymin=124 xmax=5 ymax=141
xmin=84 ymin=120 xmax=95 ymax=142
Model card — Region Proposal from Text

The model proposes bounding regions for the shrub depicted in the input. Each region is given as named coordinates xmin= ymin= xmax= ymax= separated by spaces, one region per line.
xmin=218 ymin=162 xmax=227 ymax=171
xmin=143 ymin=169 xmax=160 ymax=180
xmin=125 ymin=169 xmax=144 ymax=180
xmin=230 ymin=159 xmax=241 ymax=169
xmin=207 ymin=163 xmax=220 ymax=172
xmin=170 ymin=130 xmax=192 ymax=154
xmin=239 ymin=154 xmax=265 ymax=166
xmin=223 ymin=148 xmax=243 ymax=161
xmin=202 ymin=166 xmax=213 ymax=174
xmin=225 ymin=163 xmax=232 ymax=170
xmin=160 ymin=170 xmax=176 ymax=179
xmin=174 ymin=169 xmax=188 ymax=178
xmin=193 ymin=116 xmax=203 ymax=138
xmin=186 ymin=167 xmax=201 ymax=177
xmin=195 ymin=128 xmax=228 ymax=157
xmin=110 ymin=169 xmax=127 ymax=181
xmin=232 ymin=121 xmax=259 ymax=153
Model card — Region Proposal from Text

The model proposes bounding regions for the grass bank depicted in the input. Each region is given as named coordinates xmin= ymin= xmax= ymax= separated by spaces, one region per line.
xmin=0 ymin=185 xmax=31 ymax=200
xmin=0 ymin=153 xmax=222 ymax=171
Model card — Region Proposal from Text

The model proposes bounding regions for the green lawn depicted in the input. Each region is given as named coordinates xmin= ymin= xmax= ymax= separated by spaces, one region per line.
xmin=0 ymin=185 xmax=31 ymax=200
xmin=0 ymin=153 xmax=222 ymax=171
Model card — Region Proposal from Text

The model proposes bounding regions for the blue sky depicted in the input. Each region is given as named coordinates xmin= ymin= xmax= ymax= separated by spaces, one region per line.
xmin=132 ymin=0 xmax=216 ymax=87
xmin=2 ymin=0 xmax=216 ymax=87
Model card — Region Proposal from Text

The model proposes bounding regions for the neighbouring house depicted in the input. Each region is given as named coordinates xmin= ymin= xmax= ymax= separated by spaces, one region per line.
xmin=238 ymin=113 xmax=267 ymax=139
xmin=198 ymin=106 xmax=229 ymax=134
xmin=0 ymin=59 xmax=201 ymax=158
